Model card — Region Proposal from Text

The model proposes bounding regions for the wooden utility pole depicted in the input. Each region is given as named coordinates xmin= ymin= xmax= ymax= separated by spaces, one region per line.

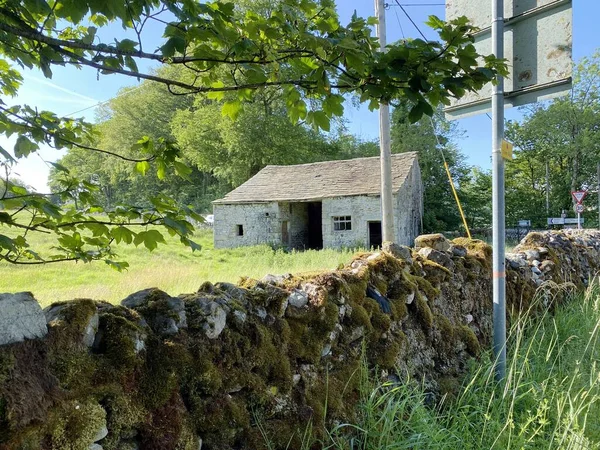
xmin=374 ymin=0 xmax=395 ymax=244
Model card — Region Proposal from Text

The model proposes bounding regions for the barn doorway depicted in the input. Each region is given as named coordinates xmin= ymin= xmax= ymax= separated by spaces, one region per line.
xmin=306 ymin=202 xmax=323 ymax=250
xmin=368 ymin=221 xmax=382 ymax=249
xmin=281 ymin=220 xmax=289 ymax=247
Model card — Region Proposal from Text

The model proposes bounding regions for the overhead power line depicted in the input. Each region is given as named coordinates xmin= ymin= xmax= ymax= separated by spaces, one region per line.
xmin=390 ymin=3 xmax=445 ymax=5
xmin=393 ymin=8 xmax=406 ymax=39
xmin=64 ymin=83 xmax=145 ymax=118
xmin=393 ymin=0 xmax=428 ymax=40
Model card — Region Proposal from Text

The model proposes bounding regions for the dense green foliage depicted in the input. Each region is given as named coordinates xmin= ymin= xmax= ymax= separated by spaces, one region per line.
xmin=0 ymin=0 xmax=505 ymax=266
xmin=505 ymin=51 xmax=600 ymax=228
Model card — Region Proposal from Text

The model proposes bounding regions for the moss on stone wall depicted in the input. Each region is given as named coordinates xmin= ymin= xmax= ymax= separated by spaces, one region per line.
xmin=2 ymin=230 xmax=598 ymax=449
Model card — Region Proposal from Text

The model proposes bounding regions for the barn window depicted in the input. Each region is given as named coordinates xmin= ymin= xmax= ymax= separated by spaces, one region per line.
xmin=333 ymin=216 xmax=352 ymax=231
xmin=236 ymin=224 xmax=244 ymax=236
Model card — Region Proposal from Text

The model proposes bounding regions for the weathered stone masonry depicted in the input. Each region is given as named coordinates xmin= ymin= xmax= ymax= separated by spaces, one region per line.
xmin=1 ymin=230 xmax=599 ymax=450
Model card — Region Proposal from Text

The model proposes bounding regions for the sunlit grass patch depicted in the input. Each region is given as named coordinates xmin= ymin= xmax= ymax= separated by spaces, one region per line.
xmin=0 ymin=228 xmax=358 ymax=306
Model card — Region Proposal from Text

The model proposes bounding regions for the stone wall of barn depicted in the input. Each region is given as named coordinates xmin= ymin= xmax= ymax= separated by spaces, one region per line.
xmin=395 ymin=159 xmax=423 ymax=246
xmin=2 ymin=230 xmax=599 ymax=450
xmin=213 ymin=202 xmax=280 ymax=248
xmin=321 ymin=194 xmax=383 ymax=248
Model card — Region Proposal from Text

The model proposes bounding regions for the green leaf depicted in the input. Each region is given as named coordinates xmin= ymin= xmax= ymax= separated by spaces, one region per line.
xmin=0 ymin=146 xmax=16 ymax=163
xmin=111 ymin=226 xmax=134 ymax=245
xmin=105 ymin=260 xmax=130 ymax=272
xmin=82 ymin=222 xmax=109 ymax=237
xmin=425 ymin=15 xmax=445 ymax=30
xmin=49 ymin=161 xmax=70 ymax=173
xmin=9 ymin=185 xmax=27 ymax=195
xmin=181 ymin=237 xmax=201 ymax=252
xmin=174 ymin=161 xmax=192 ymax=180
xmin=135 ymin=161 xmax=151 ymax=176
xmin=164 ymin=216 xmax=190 ymax=236
xmin=408 ymin=101 xmax=433 ymax=123
xmin=156 ymin=159 xmax=167 ymax=180
xmin=82 ymin=26 xmax=97 ymax=45
xmin=161 ymin=37 xmax=186 ymax=58
xmin=14 ymin=136 xmax=38 ymax=158
xmin=0 ymin=234 xmax=16 ymax=252
xmin=124 ymin=56 xmax=138 ymax=73
xmin=41 ymin=202 xmax=61 ymax=219
xmin=133 ymin=230 xmax=165 ymax=251
xmin=207 ymin=81 xmax=225 ymax=101
xmin=311 ymin=111 xmax=330 ymax=132
xmin=0 ymin=212 xmax=12 ymax=224
xmin=116 ymin=39 xmax=138 ymax=52
xmin=323 ymin=95 xmax=345 ymax=117
xmin=222 ymin=100 xmax=242 ymax=120
xmin=288 ymin=100 xmax=308 ymax=124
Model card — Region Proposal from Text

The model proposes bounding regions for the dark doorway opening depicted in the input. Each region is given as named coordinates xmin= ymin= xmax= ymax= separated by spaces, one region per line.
xmin=307 ymin=202 xmax=323 ymax=250
xmin=368 ymin=221 xmax=382 ymax=249
xmin=281 ymin=221 xmax=289 ymax=247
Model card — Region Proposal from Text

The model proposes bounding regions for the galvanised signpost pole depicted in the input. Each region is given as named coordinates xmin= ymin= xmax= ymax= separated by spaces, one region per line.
xmin=446 ymin=0 xmax=573 ymax=382
xmin=492 ymin=0 xmax=506 ymax=381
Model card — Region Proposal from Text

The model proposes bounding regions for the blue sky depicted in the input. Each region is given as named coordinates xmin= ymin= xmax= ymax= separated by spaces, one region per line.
xmin=3 ymin=0 xmax=598 ymax=192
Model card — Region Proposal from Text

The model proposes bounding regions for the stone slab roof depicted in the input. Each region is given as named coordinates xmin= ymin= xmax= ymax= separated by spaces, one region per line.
xmin=214 ymin=152 xmax=418 ymax=204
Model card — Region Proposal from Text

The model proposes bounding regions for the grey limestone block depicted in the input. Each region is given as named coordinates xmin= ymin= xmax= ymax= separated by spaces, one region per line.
xmin=0 ymin=292 xmax=47 ymax=346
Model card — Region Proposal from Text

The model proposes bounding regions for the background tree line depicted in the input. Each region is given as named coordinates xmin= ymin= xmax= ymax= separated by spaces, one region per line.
xmin=49 ymin=50 xmax=600 ymax=236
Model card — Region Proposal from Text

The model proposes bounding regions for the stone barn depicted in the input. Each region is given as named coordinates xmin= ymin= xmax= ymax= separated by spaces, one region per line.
xmin=212 ymin=152 xmax=422 ymax=250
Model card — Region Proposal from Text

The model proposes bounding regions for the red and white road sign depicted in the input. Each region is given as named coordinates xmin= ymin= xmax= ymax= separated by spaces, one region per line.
xmin=575 ymin=203 xmax=584 ymax=214
xmin=572 ymin=191 xmax=587 ymax=204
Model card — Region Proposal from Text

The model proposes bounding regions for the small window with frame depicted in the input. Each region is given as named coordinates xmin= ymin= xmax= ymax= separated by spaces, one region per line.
xmin=333 ymin=216 xmax=352 ymax=231
xmin=236 ymin=224 xmax=244 ymax=236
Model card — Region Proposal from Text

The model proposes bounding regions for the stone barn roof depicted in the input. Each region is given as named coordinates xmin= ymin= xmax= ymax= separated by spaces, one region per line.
xmin=214 ymin=152 xmax=418 ymax=204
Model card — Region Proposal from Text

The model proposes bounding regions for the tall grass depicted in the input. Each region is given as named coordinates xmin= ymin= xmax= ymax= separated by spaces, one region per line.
xmin=310 ymin=282 xmax=600 ymax=449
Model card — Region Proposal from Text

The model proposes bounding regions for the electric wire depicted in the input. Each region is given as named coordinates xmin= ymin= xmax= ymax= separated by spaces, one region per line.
xmin=393 ymin=0 xmax=427 ymax=40
xmin=64 ymin=83 xmax=145 ymax=118
xmin=393 ymin=8 xmax=406 ymax=39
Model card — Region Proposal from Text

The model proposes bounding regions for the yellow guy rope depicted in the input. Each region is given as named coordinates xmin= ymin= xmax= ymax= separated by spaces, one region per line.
xmin=429 ymin=116 xmax=472 ymax=239
xmin=443 ymin=160 xmax=472 ymax=239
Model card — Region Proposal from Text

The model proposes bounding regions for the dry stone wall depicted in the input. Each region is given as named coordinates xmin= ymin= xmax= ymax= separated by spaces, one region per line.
xmin=1 ymin=230 xmax=599 ymax=450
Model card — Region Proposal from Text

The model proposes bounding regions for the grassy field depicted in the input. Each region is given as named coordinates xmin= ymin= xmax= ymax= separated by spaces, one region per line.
xmin=0 ymin=228 xmax=357 ymax=307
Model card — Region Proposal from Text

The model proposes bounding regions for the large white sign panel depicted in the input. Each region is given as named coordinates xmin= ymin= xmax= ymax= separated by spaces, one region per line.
xmin=445 ymin=0 xmax=573 ymax=119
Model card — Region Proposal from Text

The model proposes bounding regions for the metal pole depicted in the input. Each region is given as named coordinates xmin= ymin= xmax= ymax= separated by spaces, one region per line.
xmin=375 ymin=0 xmax=395 ymax=244
xmin=546 ymin=161 xmax=550 ymax=216
xmin=492 ymin=0 xmax=506 ymax=381
xmin=578 ymin=211 xmax=581 ymax=229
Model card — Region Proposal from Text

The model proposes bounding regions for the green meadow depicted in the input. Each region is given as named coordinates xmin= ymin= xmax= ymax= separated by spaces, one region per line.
xmin=0 ymin=228 xmax=357 ymax=307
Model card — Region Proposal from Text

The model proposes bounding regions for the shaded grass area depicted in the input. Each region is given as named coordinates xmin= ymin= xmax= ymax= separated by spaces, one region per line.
xmin=287 ymin=282 xmax=600 ymax=449
xmin=0 ymin=228 xmax=357 ymax=307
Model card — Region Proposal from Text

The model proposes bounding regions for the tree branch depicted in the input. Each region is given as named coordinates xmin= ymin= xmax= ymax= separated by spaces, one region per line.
xmin=0 ymin=106 xmax=157 ymax=163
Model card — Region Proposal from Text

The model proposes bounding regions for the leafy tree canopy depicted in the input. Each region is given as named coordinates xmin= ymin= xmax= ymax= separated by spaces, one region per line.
xmin=505 ymin=51 xmax=600 ymax=227
xmin=0 ymin=0 xmax=506 ymax=267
